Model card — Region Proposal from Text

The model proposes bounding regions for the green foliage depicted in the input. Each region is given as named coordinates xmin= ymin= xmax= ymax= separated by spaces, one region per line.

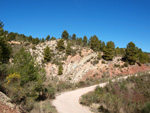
xmin=124 ymin=62 xmax=128 ymax=67
xmin=41 ymin=38 xmax=45 ymax=43
xmin=103 ymin=41 xmax=115 ymax=61
xmin=43 ymin=46 xmax=51 ymax=62
xmin=50 ymin=37 xmax=56 ymax=40
xmin=101 ymin=41 xmax=105 ymax=51
xmin=125 ymin=42 xmax=138 ymax=65
xmin=83 ymin=36 xmax=87 ymax=46
xmin=142 ymin=102 xmax=150 ymax=113
xmin=0 ymin=21 xmax=12 ymax=64
xmin=71 ymin=34 xmax=76 ymax=40
xmin=101 ymin=60 xmax=105 ymax=64
xmin=42 ymin=84 xmax=56 ymax=99
xmin=58 ymin=64 xmax=63 ymax=75
xmin=4 ymin=48 xmax=46 ymax=110
xmin=115 ymin=47 xmax=125 ymax=56
xmin=62 ymin=30 xmax=69 ymax=40
xmin=139 ymin=51 xmax=149 ymax=64
xmin=66 ymin=42 xmax=72 ymax=56
xmin=91 ymin=60 xmax=99 ymax=65
xmin=56 ymin=81 xmax=75 ymax=92
xmin=77 ymin=37 xmax=83 ymax=45
xmin=32 ymin=37 xmax=40 ymax=45
xmin=97 ymin=52 xmax=102 ymax=60
xmin=11 ymin=48 xmax=45 ymax=85
xmin=90 ymin=35 xmax=100 ymax=51
xmin=46 ymin=35 xmax=50 ymax=41
xmin=56 ymin=39 xmax=65 ymax=51
xmin=28 ymin=35 xmax=33 ymax=42
xmin=80 ymin=72 xmax=150 ymax=113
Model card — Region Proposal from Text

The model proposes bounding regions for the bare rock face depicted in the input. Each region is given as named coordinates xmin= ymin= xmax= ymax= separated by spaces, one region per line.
xmin=0 ymin=92 xmax=20 ymax=113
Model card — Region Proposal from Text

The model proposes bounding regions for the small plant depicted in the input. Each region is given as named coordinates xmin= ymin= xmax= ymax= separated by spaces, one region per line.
xmin=91 ymin=60 xmax=99 ymax=65
xmin=32 ymin=45 xmax=36 ymax=50
xmin=58 ymin=64 xmax=63 ymax=75
xmin=102 ymin=60 xmax=105 ymax=64
xmin=124 ymin=62 xmax=128 ymax=67
xmin=97 ymin=52 xmax=102 ymax=60
xmin=114 ymin=64 xmax=120 ymax=68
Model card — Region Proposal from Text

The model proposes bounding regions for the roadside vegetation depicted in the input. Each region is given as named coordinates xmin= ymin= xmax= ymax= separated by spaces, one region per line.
xmin=80 ymin=72 xmax=150 ymax=113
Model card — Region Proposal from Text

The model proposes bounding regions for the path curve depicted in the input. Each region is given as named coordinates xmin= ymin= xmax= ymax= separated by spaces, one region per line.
xmin=52 ymin=76 xmax=129 ymax=113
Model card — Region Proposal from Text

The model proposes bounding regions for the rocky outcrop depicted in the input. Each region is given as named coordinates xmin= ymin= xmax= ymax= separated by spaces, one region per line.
xmin=0 ymin=92 xmax=20 ymax=113
xmin=30 ymin=40 xmax=150 ymax=83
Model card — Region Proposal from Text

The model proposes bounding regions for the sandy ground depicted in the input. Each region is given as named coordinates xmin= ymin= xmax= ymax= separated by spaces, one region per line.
xmin=52 ymin=76 xmax=130 ymax=113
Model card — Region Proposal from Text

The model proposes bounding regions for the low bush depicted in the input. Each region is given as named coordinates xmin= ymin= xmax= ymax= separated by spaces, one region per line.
xmin=101 ymin=60 xmax=105 ymax=64
xmin=80 ymin=72 xmax=150 ymax=113
xmin=124 ymin=62 xmax=128 ymax=67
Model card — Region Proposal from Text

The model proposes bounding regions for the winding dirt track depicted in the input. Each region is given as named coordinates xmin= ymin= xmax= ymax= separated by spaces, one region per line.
xmin=52 ymin=76 xmax=129 ymax=113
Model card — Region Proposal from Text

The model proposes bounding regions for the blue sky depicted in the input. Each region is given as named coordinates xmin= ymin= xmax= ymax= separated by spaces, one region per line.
xmin=1 ymin=0 xmax=150 ymax=52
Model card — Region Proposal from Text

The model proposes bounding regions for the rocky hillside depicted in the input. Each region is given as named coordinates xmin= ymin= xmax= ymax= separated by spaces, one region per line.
xmin=29 ymin=40 xmax=150 ymax=83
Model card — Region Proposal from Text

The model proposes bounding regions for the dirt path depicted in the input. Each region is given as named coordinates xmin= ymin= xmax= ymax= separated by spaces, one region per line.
xmin=52 ymin=76 xmax=129 ymax=113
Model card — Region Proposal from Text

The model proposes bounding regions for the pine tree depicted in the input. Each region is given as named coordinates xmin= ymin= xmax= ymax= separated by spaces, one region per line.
xmin=90 ymin=35 xmax=100 ymax=51
xmin=43 ymin=46 xmax=51 ymax=62
xmin=115 ymin=47 xmax=121 ymax=56
xmin=58 ymin=64 xmax=63 ymax=75
xmin=28 ymin=35 xmax=32 ymax=42
xmin=83 ymin=36 xmax=87 ymax=46
xmin=66 ymin=43 xmax=72 ymax=56
xmin=125 ymin=42 xmax=138 ymax=65
xmin=0 ymin=21 xmax=12 ymax=63
xmin=56 ymin=39 xmax=65 ymax=51
xmin=62 ymin=30 xmax=69 ymax=40
xmin=78 ymin=38 xmax=82 ymax=45
xmin=46 ymin=35 xmax=50 ymax=41
xmin=138 ymin=49 xmax=149 ymax=64
xmin=41 ymin=38 xmax=45 ymax=43
xmin=101 ymin=41 xmax=105 ymax=51
xmin=71 ymin=34 xmax=76 ymax=40
xmin=103 ymin=41 xmax=115 ymax=61
xmin=35 ymin=37 xmax=40 ymax=44
xmin=50 ymin=37 xmax=56 ymax=40
xmin=97 ymin=52 xmax=102 ymax=60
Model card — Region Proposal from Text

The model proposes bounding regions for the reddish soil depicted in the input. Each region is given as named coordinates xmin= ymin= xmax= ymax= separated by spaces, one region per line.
xmin=82 ymin=64 xmax=150 ymax=80
xmin=0 ymin=102 xmax=20 ymax=113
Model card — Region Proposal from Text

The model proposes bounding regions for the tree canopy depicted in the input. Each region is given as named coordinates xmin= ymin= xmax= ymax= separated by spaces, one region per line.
xmin=125 ymin=42 xmax=138 ymax=65
xmin=62 ymin=30 xmax=69 ymax=40
xmin=0 ymin=21 xmax=12 ymax=64
xmin=56 ymin=39 xmax=65 ymax=51
xmin=43 ymin=46 xmax=51 ymax=62
xmin=103 ymin=41 xmax=115 ymax=61
xmin=71 ymin=34 xmax=76 ymax=40
xmin=46 ymin=35 xmax=50 ymax=41
xmin=90 ymin=35 xmax=100 ymax=51
xmin=83 ymin=36 xmax=87 ymax=46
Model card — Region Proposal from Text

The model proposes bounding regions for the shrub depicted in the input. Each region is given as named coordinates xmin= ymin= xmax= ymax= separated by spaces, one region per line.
xmin=4 ymin=48 xmax=45 ymax=111
xmin=77 ymin=81 xmax=86 ymax=87
xmin=91 ymin=60 xmax=99 ymax=65
xmin=32 ymin=45 xmax=36 ymax=50
xmin=57 ymin=81 xmax=74 ymax=92
xmin=80 ymin=72 xmax=150 ymax=113
xmin=124 ymin=62 xmax=128 ymax=67
xmin=97 ymin=52 xmax=102 ymax=60
xmin=102 ymin=60 xmax=105 ymax=64
xmin=114 ymin=64 xmax=120 ymax=68
xmin=58 ymin=64 xmax=63 ymax=75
